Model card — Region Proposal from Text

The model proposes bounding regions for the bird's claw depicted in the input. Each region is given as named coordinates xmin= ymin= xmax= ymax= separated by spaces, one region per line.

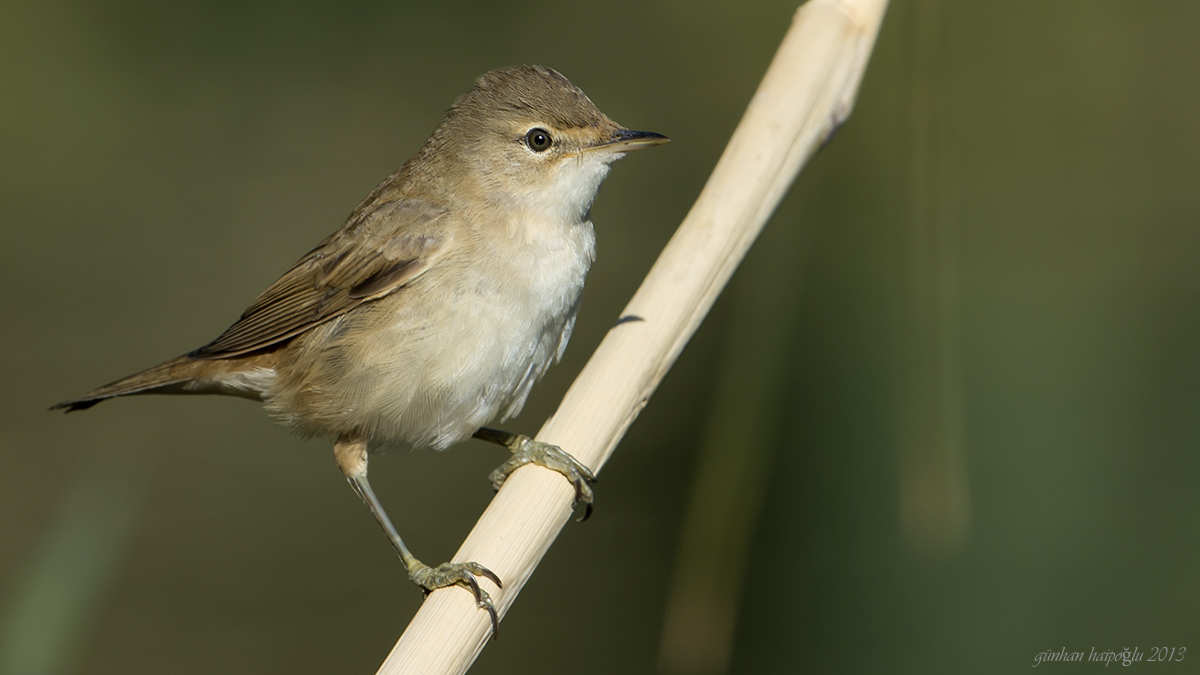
xmin=489 ymin=437 xmax=597 ymax=521
xmin=408 ymin=560 xmax=503 ymax=638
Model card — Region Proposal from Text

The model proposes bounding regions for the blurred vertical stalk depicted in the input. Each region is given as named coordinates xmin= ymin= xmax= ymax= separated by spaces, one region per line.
xmin=0 ymin=428 xmax=151 ymax=675
xmin=889 ymin=0 xmax=970 ymax=556
xmin=656 ymin=211 xmax=808 ymax=675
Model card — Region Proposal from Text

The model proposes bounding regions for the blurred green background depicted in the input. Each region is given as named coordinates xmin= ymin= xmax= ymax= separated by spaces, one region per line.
xmin=2 ymin=0 xmax=1198 ymax=673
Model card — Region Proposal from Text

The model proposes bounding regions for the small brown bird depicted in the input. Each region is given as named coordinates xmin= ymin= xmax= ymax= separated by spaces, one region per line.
xmin=52 ymin=65 xmax=667 ymax=633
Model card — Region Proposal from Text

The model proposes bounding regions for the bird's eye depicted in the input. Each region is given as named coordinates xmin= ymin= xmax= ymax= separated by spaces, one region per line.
xmin=525 ymin=128 xmax=552 ymax=152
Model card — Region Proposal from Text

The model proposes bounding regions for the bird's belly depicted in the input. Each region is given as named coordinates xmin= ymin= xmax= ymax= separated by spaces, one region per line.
xmin=266 ymin=224 xmax=592 ymax=450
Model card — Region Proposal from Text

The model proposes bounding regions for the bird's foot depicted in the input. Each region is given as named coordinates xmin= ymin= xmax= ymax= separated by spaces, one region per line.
xmin=407 ymin=559 xmax=503 ymax=638
xmin=488 ymin=435 xmax=597 ymax=521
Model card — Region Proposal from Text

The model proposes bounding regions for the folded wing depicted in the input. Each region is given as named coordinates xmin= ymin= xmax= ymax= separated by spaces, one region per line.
xmin=193 ymin=199 xmax=446 ymax=359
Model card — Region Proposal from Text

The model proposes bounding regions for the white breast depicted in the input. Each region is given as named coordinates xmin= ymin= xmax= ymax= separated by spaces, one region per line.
xmin=263 ymin=154 xmax=612 ymax=450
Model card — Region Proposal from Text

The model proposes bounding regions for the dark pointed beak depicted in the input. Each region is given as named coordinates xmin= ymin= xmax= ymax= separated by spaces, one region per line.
xmin=595 ymin=128 xmax=670 ymax=152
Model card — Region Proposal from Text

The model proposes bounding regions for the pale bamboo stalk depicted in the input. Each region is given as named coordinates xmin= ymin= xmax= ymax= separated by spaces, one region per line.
xmin=376 ymin=1 xmax=889 ymax=672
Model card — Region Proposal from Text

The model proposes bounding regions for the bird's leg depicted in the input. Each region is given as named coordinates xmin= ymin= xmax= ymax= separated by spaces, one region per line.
xmin=472 ymin=428 xmax=597 ymax=521
xmin=334 ymin=438 xmax=502 ymax=637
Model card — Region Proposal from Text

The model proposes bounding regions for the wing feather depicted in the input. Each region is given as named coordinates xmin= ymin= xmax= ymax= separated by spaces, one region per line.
xmin=191 ymin=199 xmax=446 ymax=359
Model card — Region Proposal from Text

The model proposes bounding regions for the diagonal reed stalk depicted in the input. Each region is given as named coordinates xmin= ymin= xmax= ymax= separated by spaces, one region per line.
xmin=376 ymin=1 xmax=890 ymax=672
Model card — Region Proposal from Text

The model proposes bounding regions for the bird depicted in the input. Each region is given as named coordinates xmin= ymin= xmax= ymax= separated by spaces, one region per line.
xmin=52 ymin=64 xmax=668 ymax=635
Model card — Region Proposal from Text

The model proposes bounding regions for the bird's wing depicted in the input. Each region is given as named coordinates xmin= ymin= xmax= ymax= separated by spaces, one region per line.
xmin=191 ymin=199 xmax=447 ymax=359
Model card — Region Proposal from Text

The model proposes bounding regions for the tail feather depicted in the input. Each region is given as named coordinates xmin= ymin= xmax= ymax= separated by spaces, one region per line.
xmin=51 ymin=356 xmax=200 ymax=412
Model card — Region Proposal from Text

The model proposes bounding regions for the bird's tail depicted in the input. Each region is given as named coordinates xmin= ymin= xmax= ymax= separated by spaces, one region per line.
xmin=51 ymin=355 xmax=202 ymax=412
